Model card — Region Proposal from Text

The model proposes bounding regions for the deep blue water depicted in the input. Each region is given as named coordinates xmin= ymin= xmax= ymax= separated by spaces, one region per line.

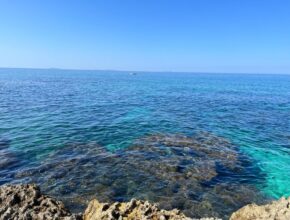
xmin=0 ymin=68 xmax=289 ymax=218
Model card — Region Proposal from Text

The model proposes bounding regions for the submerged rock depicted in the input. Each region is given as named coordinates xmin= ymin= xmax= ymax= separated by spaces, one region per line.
xmin=127 ymin=132 xmax=239 ymax=183
xmin=135 ymin=132 xmax=238 ymax=170
xmin=83 ymin=199 xmax=192 ymax=220
xmin=0 ymin=184 xmax=81 ymax=220
xmin=230 ymin=197 xmax=290 ymax=220
xmin=0 ymin=138 xmax=20 ymax=182
xmin=12 ymin=133 xmax=266 ymax=218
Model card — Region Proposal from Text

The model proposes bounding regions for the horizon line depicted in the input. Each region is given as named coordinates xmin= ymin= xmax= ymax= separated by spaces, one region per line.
xmin=0 ymin=66 xmax=289 ymax=76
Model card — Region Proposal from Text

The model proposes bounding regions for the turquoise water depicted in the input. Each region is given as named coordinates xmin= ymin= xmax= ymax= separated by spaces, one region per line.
xmin=0 ymin=68 xmax=289 ymax=218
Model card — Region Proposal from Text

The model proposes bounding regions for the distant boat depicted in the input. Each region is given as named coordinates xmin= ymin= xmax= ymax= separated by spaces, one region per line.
xmin=129 ymin=72 xmax=137 ymax=75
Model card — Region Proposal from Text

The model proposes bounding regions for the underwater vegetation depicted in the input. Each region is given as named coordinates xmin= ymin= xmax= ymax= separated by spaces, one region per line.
xmin=12 ymin=132 xmax=268 ymax=219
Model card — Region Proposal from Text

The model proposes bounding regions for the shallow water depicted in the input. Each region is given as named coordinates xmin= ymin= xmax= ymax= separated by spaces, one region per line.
xmin=0 ymin=68 xmax=289 ymax=218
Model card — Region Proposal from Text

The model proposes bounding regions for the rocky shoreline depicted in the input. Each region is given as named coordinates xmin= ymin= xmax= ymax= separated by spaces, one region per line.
xmin=0 ymin=184 xmax=290 ymax=220
xmin=0 ymin=184 xmax=289 ymax=220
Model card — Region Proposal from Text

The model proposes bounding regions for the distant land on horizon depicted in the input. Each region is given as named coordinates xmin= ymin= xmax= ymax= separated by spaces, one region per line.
xmin=0 ymin=67 xmax=290 ymax=76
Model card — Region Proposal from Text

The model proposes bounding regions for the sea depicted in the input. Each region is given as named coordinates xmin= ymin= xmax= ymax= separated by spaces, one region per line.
xmin=0 ymin=68 xmax=289 ymax=218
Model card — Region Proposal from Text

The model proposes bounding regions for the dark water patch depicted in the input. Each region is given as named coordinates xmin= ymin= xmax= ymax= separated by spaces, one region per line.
xmin=0 ymin=138 xmax=24 ymax=182
xmin=0 ymin=138 xmax=10 ymax=150
xmin=11 ymin=132 xmax=270 ymax=219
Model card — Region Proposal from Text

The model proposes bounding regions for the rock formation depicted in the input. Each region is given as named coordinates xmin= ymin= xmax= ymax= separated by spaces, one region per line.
xmin=83 ymin=199 xmax=192 ymax=220
xmin=0 ymin=183 xmax=289 ymax=220
xmin=0 ymin=184 xmax=81 ymax=220
xmin=230 ymin=197 xmax=290 ymax=220
xmin=11 ymin=133 xmax=266 ymax=218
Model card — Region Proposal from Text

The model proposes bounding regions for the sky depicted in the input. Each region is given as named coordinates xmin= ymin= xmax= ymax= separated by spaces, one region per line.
xmin=0 ymin=0 xmax=289 ymax=73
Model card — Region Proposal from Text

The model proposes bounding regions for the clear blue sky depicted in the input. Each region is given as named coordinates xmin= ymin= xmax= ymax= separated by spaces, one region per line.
xmin=0 ymin=0 xmax=289 ymax=73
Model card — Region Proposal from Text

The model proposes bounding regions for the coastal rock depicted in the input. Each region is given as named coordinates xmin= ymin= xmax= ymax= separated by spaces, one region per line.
xmin=84 ymin=199 xmax=195 ymax=220
xmin=0 ymin=184 xmax=81 ymax=220
xmin=0 ymin=184 xmax=222 ymax=220
xmin=230 ymin=197 xmax=290 ymax=220
xmin=4 ymin=183 xmax=288 ymax=220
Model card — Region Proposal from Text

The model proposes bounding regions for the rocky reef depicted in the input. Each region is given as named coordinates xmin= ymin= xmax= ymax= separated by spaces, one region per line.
xmin=0 ymin=184 xmax=217 ymax=220
xmin=0 ymin=184 xmax=81 ymax=220
xmin=10 ymin=132 xmax=267 ymax=218
xmin=230 ymin=197 xmax=290 ymax=220
xmin=0 ymin=184 xmax=289 ymax=220
xmin=83 ymin=199 xmax=192 ymax=220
